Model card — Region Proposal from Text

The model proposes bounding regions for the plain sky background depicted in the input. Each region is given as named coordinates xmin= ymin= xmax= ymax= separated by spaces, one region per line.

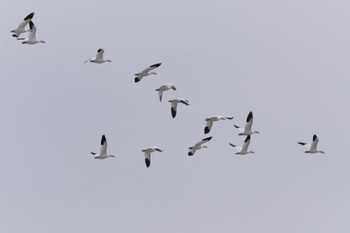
xmin=1 ymin=0 xmax=350 ymax=232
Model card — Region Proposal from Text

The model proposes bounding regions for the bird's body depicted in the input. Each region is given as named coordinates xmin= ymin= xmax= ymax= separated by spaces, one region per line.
xmin=229 ymin=135 xmax=254 ymax=155
xmin=298 ymin=134 xmax=325 ymax=154
xmin=155 ymin=83 xmax=176 ymax=102
xmin=188 ymin=137 xmax=212 ymax=156
xmin=11 ymin=12 xmax=34 ymax=38
xmin=91 ymin=135 xmax=115 ymax=159
xmin=84 ymin=49 xmax=112 ymax=64
xmin=134 ymin=63 xmax=161 ymax=83
xmin=204 ymin=116 xmax=234 ymax=134
xmin=19 ymin=21 xmax=46 ymax=45
xmin=234 ymin=111 xmax=260 ymax=136
xmin=142 ymin=146 xmax=163 ymax=168
xmin=168 ymin=98 xmax=190 ymax=118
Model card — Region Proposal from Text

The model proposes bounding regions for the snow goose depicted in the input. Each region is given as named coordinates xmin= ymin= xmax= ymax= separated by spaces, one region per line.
xmin=188 ymin=137 xmax=212 ymax=156
xmin=91 ymin=135 xmax=115 ymax=159
xmin=169 ymin=98 xmax=190 ymax=118
xmin=155 ymin=83 xmax=176 ymax=102
xmin=84 ymin=49 xmax=112 ymax=64
xmin=298 ymin=134 xmax=325 ymax=154
xmin=234 ymin=111 xmax=260 ymax=136
xmin=204 ymin=116 xmax=233 ymax=134
xmin=142 ymin=146 xmax=164 ymax=168
xmin=134 ymin=63 xmax=161 ymax=83
xmin=19 ymin=21 xmax=46 ymax=45
xmin=229 ymin=135 xmax=254 ymax=155
xmin=11 ymin=12 xmax=34 ymax=38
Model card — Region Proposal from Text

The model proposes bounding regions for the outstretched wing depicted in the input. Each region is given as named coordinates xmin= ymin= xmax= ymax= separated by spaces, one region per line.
xmin=229 ymin=143 xmax=242 ymax=152
xmin=194 ymin=136 xmax=212 ymax=147
xmin=204 ymin=120 xmax=213 ymax=134
xmin=244 ymin=111 xmax=253 ymax=132
xmin=96 ymin=48 xmax=104 ymax=60
xmin=241 ymin=135 xmax=251 ymax=152
xmin=310 ymin=134 xmax=319 ymax=151
xmin=144 ymin=152 xmax=151 ymax=168
xmin=99 ymin=135 xmax=107 ymax=155
xmin=170 ymin=101 xmax=177 ymax=118
xmin=28 ymin=21 xmax=37 ymax=40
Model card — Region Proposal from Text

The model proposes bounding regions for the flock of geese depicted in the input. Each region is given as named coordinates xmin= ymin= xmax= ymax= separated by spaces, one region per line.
xmin=10 ymin=12 xmax=326 ymax=168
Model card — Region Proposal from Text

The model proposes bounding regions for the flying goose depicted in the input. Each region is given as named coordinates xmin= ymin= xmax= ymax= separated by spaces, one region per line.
xmin=298 ymin=134 xmax=325 ymax=154
xmin=234 ymin=111 xmax=260 ymax=136
xmin=155 ymin=83 xmax=176 ymax=102
xmin=134 ymin=63 xmax=161 ymax=83
xmin=142 ymin=146 xmax=164 ymax=168
xmin=84 ymin=48 xmax=112 ymax=64
xmin=11 ymin=12 xmax=34 ymax=38
xmin=168 ymin=98 xmax=190 ymax=118
xmin=19 ymin=21 xmax=46 ymax=44
xmin=91 ymin=135 xmax=115 ymax=159
xmin=204 ymin=116 xmax=233 ymax=134
xmin=188 ymin=137 xmax=212 ymax=156
xmin=229 ymin=135 xmax=254 ymax=155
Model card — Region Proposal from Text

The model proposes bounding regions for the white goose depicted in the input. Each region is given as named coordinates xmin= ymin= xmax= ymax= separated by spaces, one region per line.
xmin=11 ymin=12 xmax=34 ymax=38
xmin=169 ymin=98 xmax=190 ymax=118
xmin=298 ymin=134 xmax=325 ymax=154
xmin=234 ymin=111 xmax=260 ymax=136
xmin=134 ymin=63 xmax=161 ymax=83
xmin=19 ymin=21 xmax=46 ymax=45
xmin=188 ymin=136 xmax=212 ymax=156
xmin=84 ymin=49 xmax=112 ymax=64
xmin=142 ymin=146 xmax=164 ymax=168
xmin=229 ymin=135 xmax=254 ymax=155
xmin=155 ymin=83 xmax=176 ymax=102
xmin=91 ymin=135 xmax=115 ymax=159
xmin=204 ymin=116 xmax=234 ymax=134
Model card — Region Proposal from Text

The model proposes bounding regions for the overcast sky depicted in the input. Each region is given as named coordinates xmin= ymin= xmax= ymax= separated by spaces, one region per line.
xmin=1 ymin=0 xmax=350 ymax=232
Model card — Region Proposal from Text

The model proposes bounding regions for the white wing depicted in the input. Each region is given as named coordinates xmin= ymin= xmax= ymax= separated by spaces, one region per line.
xmin=28 ymin=21 xmax=36 ymax=40
xmin=310 ymin=135 xmax=319 ymax=151
xmin=194 ymin=136 xmax=212 ymax=147
xmin=99 ymin=135 xmax=107 ymax=155
xmin=244 ymin=112 xmax=253 ymax=132
xmin=96 ymin=49 xmax=104 ymax=60
xmin=170 ymin=101 xmax=178 ymax=118
xmin=141 ymin=63 xmax=161 ymax=74
xmin=241 ymin=135 xmax=251 ymax=152
xmin=234 ymin=124 xmax=244 ymax=133
xmin=229 ymin=143 xmax=242 ymax=152
xmin=297 ymin=142 xmax=311 ymax=149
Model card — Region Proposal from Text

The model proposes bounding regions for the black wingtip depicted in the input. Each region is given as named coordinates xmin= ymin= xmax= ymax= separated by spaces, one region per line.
xmin=101 ymin=135 xmax=106 ymax=145
xmin=188 ymin=152 xmax=193 ymax=156
xmin=97 ymin=48 xmax=103 ymax=53
xmin=150 ymin=63 xmax=161 ymax=68
xmin=244 ymin=135 xmax=251 ymax=142
xmin=202 ymin=136 xmax=212 ymax=141
xmin=297 ymin=142 xmax=306 ymax=145
xmin=145 ymin=159 xmax=150 ymax=168
xmin=171 ymin=108 xmax=176 ymax=118
xmin=29 ymin=21 xmax=34 ymax=29
xmin=313 ymin=134 xmax=317 ymax=140
xmin=134 ymin=77 xmax=140 ymax=83
xmin=204 ymin=127 xmax=210 ymax=134
xmin=247 ymin=111 xmax=253 ymax=122
xmin=24 ymin=12 xmax=35 ymax=20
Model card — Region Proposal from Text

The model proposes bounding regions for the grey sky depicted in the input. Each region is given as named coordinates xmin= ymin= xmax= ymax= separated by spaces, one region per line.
xmin=1 ymin=0 xmax=350 ymax=232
